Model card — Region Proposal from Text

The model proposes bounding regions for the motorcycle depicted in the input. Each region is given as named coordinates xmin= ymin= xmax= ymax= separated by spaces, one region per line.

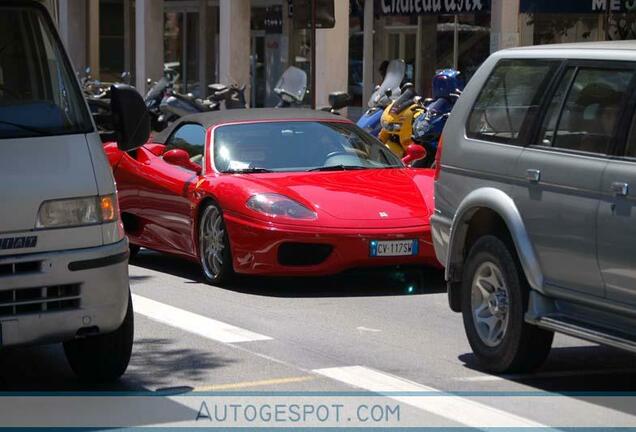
xmin=145 ymin=69 xmax=179 ymax=131
xmin=356 ymin=59 xmax=405 ymax=137
xmin=274 ymin=66 xmax=308 ymax=107
xmin=411 ymin=69 xmax=464 ymax=167
xmin=378 ymin=82 xmax=425 ymax=158
xmin=153 ymin=69 xmax=247 ymax=129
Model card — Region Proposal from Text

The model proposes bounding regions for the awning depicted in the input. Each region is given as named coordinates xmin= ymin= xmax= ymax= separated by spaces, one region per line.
xmin=520 ymin=0 xmax=636 ymax=14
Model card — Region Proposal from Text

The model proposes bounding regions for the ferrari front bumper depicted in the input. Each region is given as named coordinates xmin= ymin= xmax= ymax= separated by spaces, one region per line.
xmin=224 ymin=213 xmax=440 ymax=276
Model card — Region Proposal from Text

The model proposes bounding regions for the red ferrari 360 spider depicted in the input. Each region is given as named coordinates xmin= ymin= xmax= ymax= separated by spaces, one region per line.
xmin=104 ymin=109 xmax=438 ymax=284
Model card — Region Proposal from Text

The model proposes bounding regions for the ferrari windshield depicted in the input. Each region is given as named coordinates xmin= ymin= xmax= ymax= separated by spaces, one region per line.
xmin=213 ymin=121 xmax=402 ymax=173
xmin=0 ymin=5 xmax=93 ymax=139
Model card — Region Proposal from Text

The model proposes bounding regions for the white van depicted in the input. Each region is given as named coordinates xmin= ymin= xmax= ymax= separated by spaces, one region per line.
xmin=0 ymin=0 xmax=149 ymax=382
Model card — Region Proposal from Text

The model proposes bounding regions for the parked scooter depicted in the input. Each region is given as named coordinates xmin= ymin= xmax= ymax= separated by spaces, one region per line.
xmin=145 ymin=69 xmax=179 ymax=131
xmin=274 ymin=66 xmax=308 ymax=107
xmin=411 ymin=69 xmax=464 ymax=167
xmin=378 ymin=82 xmax=425 ymax=158
xmin=160 ymin=83 xmax=247 ymax=117
xmin=356 ymin=59 xmax=406 ymax=137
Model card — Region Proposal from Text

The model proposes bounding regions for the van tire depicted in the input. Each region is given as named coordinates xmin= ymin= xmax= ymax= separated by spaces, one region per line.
xmin=461 ymin=236 xmax=553 ymax=373
xmin=129 ymin=244 xmax=140 ymax=260
xmin=64 ymin=292 xmax=134 ymax=383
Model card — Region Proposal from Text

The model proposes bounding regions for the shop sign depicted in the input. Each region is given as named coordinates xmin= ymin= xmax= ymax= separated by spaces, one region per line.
xmin=265 ymin=6 xmax=283 ymax=34
xmin=520 ymin=0 xmax=636 ymax=13
xmin=376 ymin=0 xmax=491 ymax=15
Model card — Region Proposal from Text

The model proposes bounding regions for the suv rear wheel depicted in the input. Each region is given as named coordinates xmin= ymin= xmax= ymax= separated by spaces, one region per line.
xmin=461 ymin=235 xmax=553 ymax=373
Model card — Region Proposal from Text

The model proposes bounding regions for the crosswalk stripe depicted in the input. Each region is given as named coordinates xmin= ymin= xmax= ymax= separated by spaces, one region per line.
xmin=132 ymin=294 xmax=273 ymax=344
xmin=313 ymin=366 xmax=546 ymax=428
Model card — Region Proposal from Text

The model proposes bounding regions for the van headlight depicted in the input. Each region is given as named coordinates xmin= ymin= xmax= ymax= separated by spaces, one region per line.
xmin=36 ymin=194 xmax=119 ymax=229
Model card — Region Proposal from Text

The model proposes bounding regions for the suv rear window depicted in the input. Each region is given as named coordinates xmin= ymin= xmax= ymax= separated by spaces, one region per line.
xmin=467 ymin=59 xmax=558 ymax=144
xmin=0 ymin=4 xmax=93 ymax=139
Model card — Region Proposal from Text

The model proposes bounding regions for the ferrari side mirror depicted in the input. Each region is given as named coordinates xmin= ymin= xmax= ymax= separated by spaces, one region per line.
xmin=163 ymin=149 xmax=202 ymax=175
xmin=402 ymin=143 xmax=426 ymax=166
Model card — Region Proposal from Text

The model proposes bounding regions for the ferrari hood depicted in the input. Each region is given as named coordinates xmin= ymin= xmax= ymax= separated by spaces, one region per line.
xmin=240 ymin=168 xmax=433 ymax=227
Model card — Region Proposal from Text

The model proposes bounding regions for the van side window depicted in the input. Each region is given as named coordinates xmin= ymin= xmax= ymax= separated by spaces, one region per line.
xmin=467 ymin=60 xmax=556 ymax=144
xmin=0 ymin=7 xmax=92 ymax=138
xmin=541 ymin=68 xmax=633 ymax=155
xmin=166 ymin=124 xmax=206 ymax=165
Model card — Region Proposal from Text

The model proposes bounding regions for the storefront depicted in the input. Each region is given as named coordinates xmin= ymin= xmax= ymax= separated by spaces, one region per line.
xmin=519 ymin=0 xmax=636 ymax=45
xmin=56 ymin=0 xmax=636 ymax=115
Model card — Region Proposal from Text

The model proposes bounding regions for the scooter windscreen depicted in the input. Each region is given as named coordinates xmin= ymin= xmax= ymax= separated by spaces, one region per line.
xmin=368 ymin=59 xmax=406 ymax=108
xmin=274 ymin=66 xmax=308 ymax=103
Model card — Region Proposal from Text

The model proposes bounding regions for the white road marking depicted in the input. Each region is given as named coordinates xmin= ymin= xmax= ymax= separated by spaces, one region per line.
xmin=457 ymin=368 xmax=636 ymax=382
xmin=356 ymin=326 xmax=382 ymax=333
xmin=132 ymin=294 xmax=272 ymax=344
xmin=313 ymin=366 xmax=546 ymax=428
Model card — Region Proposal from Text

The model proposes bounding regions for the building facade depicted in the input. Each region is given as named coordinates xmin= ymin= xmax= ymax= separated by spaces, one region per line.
xmin=56 ymin=0 xmax=636 ymax=111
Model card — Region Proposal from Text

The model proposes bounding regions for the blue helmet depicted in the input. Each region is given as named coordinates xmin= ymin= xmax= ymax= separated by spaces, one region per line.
xmin=431 ymin=69 xmax=464 ymax=100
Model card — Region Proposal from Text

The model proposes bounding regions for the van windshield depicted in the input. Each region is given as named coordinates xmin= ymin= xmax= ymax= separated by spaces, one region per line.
xmin=0 ymin=4 xmax=93 ymax=139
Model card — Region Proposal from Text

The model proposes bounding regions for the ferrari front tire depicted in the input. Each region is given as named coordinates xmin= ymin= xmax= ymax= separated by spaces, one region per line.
xmin=199 ymin=202 xmax=234 ymax=285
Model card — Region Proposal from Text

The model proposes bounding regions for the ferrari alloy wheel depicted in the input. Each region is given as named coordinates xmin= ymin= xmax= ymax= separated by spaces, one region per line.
xmin=199 ymin=203 xmax=233 ymax=285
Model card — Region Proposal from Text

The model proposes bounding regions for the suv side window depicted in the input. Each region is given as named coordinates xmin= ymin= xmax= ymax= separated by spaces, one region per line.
xmin=540 ymin=67 xmax=634 ymax=155
xmin=624 ymin=108 xmax=636 ymax=158
xmin=467 ymin=59 xmax=557 ymax=144
xmin=166 ymin=123 xmax=206 ymax=165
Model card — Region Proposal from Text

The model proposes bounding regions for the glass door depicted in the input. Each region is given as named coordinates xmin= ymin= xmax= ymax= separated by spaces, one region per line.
xmin=386 ymin=30 xmax=417 ymax=84
xmin=251 ymin=31 xmax=266 ymax=108
xmin=164 ymin=9 xmax=200 ymax=95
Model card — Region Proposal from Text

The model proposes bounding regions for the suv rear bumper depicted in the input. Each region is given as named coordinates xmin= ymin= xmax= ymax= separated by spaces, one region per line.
xmin=430 ymin=213 xmax=452 ymax=268
xmin=0 ymin=239 xmax=129 ymax=347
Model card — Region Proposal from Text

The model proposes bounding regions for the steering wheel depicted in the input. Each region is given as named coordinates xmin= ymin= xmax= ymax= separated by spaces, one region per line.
xmin=0 ymin=84 xmax=20 ymax=99
xmin=324 ymin=151 xmax=351 ymax=160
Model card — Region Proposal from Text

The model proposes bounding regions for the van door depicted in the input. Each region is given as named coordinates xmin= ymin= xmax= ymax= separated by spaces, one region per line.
xmin=0 ymin=3 xmax=98 ymax=249
xmin=597 ymin=97 xmax=636 ymax=306
xmin=514 ymin=64 xmax=635 ymax=297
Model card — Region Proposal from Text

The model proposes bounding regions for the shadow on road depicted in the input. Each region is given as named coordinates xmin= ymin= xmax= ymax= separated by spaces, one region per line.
xmin=458 ymin=345 xmax=636 ymax=415
xmin=0 ymin=337 xmax=232 ymax=392
xmin=131 ymin=249 xmax=445 ymax=298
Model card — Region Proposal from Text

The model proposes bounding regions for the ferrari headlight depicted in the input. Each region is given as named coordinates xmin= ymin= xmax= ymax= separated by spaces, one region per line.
xmin=36 ymin=194 xmax=119 ymax=229
xmin=246 ymin=194 xmax=316 ymax=220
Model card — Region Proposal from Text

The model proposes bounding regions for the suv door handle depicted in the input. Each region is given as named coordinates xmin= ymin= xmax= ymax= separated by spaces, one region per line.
xmin=611 ymin=181 xmax=629 ymax=197
xmin=526 ymin=169 xmax=541 ymax=183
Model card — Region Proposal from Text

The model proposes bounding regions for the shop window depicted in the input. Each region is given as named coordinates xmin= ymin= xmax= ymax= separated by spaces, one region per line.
xmin=99 ymin=0 xmax=125 ymax=82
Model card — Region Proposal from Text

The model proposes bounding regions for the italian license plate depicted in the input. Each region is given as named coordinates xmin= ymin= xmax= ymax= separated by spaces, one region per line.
xmin=370 ymin=239 xmax=418 ymax=257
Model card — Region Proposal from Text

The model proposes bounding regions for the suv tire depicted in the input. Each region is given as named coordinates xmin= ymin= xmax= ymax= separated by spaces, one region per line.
xmin=461 ymin=235 xmax=553 ymax=373
xmin=64 ymin=292 xmax=134 ymax=383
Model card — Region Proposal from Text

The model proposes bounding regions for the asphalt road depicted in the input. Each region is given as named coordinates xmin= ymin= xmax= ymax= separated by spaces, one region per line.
xmin=1 ymin=249 xmax=636 ymax=427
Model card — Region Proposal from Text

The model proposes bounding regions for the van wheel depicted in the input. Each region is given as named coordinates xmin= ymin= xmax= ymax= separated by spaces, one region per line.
xmin=461 ymin=236 xmax=553 ymax=373
xmin=129 ymin=244 xmax=140 ymax=260
xmin=199 ymin=203 xmax=233 ymax=285
xmin=64 ymin=292 xmax=134 ymax=383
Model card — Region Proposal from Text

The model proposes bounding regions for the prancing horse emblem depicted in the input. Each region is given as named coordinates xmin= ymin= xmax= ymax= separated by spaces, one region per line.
xmin=379 ymin=212 xmax=389 ymax=218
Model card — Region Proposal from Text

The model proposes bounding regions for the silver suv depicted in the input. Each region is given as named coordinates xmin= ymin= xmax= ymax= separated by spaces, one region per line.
xmin=432 ymin=41 xmax=636 ymax=373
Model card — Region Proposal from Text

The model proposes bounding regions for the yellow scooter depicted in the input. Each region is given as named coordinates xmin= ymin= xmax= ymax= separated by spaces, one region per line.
xmin=378 ymin=83 xmax=425 ymax=158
